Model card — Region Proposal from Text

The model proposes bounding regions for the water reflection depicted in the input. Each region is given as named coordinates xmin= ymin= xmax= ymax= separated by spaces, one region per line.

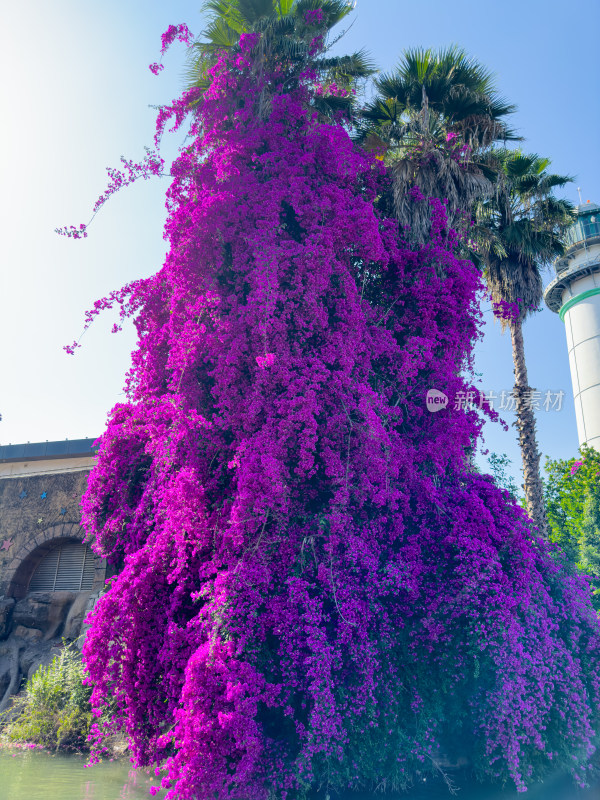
xmin=1 ymin=749 xmax=599 ymax=800
xmin=339 ymin=767 xmax=600 ymax=800
xmin=0 ymin=749 xmax=165 ymax=800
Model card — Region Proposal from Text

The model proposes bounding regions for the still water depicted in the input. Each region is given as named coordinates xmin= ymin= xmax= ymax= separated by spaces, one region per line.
xmin=1 ymin=748 xmax=599 ymax=800
xmin=0 ymin=748 xmax=166 ymax=800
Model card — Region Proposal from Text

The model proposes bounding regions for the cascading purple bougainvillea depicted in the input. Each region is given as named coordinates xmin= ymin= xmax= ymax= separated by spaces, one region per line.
xmin=75 ymin=26 xmax=600 ymax=800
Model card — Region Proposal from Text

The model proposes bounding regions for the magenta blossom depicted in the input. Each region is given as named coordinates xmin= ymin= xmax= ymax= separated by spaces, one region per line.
xmin=255 ymin=353 xmax=276 ymax=368
xmin=304 ymin=9 xmax=325 ymax=25
xmin=160 ymin=23 xmax=192 ymax=55
xmin=69 ymin=28 xmax=600 ymax=800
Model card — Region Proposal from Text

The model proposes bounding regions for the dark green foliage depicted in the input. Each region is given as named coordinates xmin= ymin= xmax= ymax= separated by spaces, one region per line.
xmin=545 ymin=446 xmax=600 ymax=610
xmin=0 ymin=643 xmax=92 ymax=750
xmin=0 ymin=642 xmax=118 ymax=753
xmin=184 ymin=0 xmax=375 ymax=119
xmin=476 ymin=149 xmax=575 ymax=317
xmin=355 ymin=46 xmax=518 ymax=247
xmin=360 ymin=45 xmax=518 ymax=147
xmin=486 ymin=452 xmax=521 ymax=501
xmin=582 ymin=486 xmax=600 ymax=606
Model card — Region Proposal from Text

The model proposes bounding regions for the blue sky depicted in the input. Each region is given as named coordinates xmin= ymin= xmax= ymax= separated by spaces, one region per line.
xmin=0 ymin=0 xmax=598 ymax=489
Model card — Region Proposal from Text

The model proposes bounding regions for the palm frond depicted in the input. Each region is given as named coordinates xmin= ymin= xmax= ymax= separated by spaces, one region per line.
xmin=259 ymin=13 xmax=296 ymax=34
xmin=371 ymin=45 xmax=516 ymax=161
xmin=390 ymin=134 xmax=493 ymax=246
xmin=436 ymin=44 xmax=497 ymax=92
xmin=313 ymin=93 xmax=353 ymax=116
xmin=295 ymin=0 xmax=356 ymax=25
xmin=395 ymin=47 xmax=438 ymax=85
xmin=476 ymin=149 xmax=574 ymax=324
xmin=201 ymin=0 xmax=247 ymax=32
xmin=360 ymin=98 xmax=401 ymax=126
xmin=205 ymin=18 xmax=242 ymax=47
xmin=202 ymin=0 xmax=239 ymax=15
xmin=316 ymin=49 xmax=376 ymax=79
xmin=185 ymin=0 xmax=360 ymax=115
xmin=537 ymin=195 xmax=575 ymax=219
xmin=236 ymin=0 xmax=277 ymax=25
xmin=501 ymin=151 xmax=540 ymax=179
xmin=276 ymin=0 xmax=295 ymax=14
xmin=536 ymin=173 xmax=575 ymax=193
xmin=276 ymin=38 xmax=310 ymax=60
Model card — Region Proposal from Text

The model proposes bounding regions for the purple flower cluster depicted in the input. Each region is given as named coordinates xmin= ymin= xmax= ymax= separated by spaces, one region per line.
xmin=304 ymin=9 xmax=325 ymax=25
xmin=160 ymin=23 xmax=192 ymax=55
xmin=76 ymin=30 xmax=600 ymax=800
xmin=491 ymin=296 xmax=541 ymax=324
xmin=63 ymin=280 xmax=146 ymax=354
xmin=146 ymin=24 xmax=192 ymax=78
xmin=314 ymin=81 xmax=349 ymax=98
xmin=55 ymin=150 xmax=164 ymax=240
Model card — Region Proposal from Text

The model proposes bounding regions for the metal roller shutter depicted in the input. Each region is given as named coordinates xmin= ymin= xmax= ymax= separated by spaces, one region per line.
xmin=29 ymin=542 xmax=95 ymax=592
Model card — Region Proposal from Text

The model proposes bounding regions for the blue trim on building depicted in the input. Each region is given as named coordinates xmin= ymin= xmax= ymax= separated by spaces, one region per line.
xmin=0 ymin=439 xmax=99 ymax=463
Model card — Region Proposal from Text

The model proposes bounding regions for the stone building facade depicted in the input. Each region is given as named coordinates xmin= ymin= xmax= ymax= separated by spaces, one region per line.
xmin=0 ymin=439 xmax=107 ymax=710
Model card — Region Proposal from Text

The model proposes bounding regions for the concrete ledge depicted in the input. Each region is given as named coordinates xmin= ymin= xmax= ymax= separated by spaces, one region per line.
xmin=0 ymin=458 xmax=96 ymax=479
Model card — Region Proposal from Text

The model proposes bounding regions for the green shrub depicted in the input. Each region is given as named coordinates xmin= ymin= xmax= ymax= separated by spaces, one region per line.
xmin=545 ymin=446 xmax=600 ymax=611
xmin=0 ymin=642 xmax=92 ymax=750
xmin=485 ymin=452 xmax=521 ymax=501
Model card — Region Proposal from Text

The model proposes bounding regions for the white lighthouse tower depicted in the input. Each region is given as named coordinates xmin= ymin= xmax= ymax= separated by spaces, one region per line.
xmin=544 ymin=200 xmax=600 ymax=449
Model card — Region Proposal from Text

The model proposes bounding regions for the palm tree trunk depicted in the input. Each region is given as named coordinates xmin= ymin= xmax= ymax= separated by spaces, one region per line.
xmin=510 ymin=318 xmax=548 ymax=538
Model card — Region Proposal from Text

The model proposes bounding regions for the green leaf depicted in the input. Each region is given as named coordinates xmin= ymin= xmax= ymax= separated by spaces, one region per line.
xmin=317 ymin=49 xmax=376 ymax=79
xmin=276 ymin=0 xmax=295 ymax=14
xmin=237 ymin=0 xmax=276 ymax=25
xmin=296 ymin=0 xmax=355 ymax=25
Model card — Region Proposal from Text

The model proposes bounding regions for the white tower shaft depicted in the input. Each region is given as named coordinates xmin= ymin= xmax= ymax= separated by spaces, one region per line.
xmin=544 ymin=202 xmax=600 ymax=449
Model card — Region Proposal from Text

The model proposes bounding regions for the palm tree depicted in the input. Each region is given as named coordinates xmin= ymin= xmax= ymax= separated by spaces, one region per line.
xmin=184 ymin=1 xmax=374 ymax=119
xmin=477 ymin=150 xmax=575 ymax=537
xmin=357 ymin=46 xmax=518 ymax=243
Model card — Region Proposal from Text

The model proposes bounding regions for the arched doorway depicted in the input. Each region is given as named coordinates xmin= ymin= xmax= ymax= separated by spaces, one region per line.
xmin=5 ymin=523 xmax=106 ymax=600
xmin=28 ymin=540 xmax=96 ymax=592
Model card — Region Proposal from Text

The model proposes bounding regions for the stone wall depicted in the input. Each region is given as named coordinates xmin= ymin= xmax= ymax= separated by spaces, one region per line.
xmin=0 ymin=466 xmax=107 ymax=711
xmin=0 ymin=470 xmax=98 ymax=596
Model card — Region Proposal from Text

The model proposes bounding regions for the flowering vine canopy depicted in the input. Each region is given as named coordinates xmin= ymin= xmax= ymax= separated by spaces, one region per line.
xmin=60 ymin=12 xmax=600 ymax=800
